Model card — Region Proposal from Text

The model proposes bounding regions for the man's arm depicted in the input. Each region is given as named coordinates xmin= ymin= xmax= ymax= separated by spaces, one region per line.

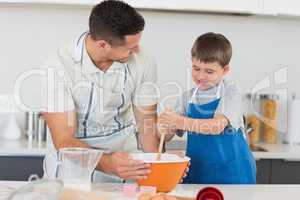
xmin=133 ymin=104 xmax=159 ymax=152
xmin=43 ymin=111 xmax=150 ymax=180
xmin=42 ymin=111 xmax=89 ymax=149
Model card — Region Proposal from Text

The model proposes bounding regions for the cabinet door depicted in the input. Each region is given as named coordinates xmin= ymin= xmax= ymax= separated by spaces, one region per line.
xmin=271 ymin=159 xmax=300 ymax=184
xmin=278 ymin=0 xmax=300 ymax=16
xmin=127 ymin=0 xmax=262 ymax=14
xmin=263 ymin=0 xmax=300 ymax=16
xmin=0 ymin=156 xmax=44 ymax=181
xmin=256 ymin=159 xmax=272 ymax=184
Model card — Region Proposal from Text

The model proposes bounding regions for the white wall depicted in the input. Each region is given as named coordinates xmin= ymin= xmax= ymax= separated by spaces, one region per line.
xmin=1 ymin=4 xmax=300 ymax=135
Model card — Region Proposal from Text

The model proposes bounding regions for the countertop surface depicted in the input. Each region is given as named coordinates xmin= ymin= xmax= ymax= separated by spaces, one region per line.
xmin=1 ymin=181 xmax=300 ymax=200
xmin=166 ymin=138 xmax=300 ymax=161
xmin=2 ymin=137 xmax=300 ymax=161
xmin=0 ymin=137 xmax=47 ymax=156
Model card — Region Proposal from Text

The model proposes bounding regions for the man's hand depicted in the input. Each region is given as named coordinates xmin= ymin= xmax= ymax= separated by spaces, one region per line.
xmin=99 ymin=152 xmax=151 ymax=180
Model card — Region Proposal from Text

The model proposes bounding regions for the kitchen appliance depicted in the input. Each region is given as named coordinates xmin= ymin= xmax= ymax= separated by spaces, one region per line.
xmin=25 ymin=111 xmax=48 ymax=145
xmin=285 ymin=95 xmax=300 ymax=145
xmin=25 ymin=111 xmax=39 ymax=141
xmin=43 ymin=147 xmax=103 ymax=191
xmin=2 ymin=114 xmax=22 ymax=140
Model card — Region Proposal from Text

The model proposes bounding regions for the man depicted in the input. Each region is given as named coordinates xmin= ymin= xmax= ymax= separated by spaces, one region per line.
xmin=42 ymin=0 xmax=159 ymax=182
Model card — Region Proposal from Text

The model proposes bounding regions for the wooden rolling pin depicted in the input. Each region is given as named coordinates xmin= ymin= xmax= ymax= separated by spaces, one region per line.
xmin=61 ymin=189 xmax=195 ymax=200
xmin=60 ymin=188 xmax=107 ymax=200
xmin=173 ymin=196 xmax=195 ymax=200
xmin=138 ymin=193 xmax=195 ymax=200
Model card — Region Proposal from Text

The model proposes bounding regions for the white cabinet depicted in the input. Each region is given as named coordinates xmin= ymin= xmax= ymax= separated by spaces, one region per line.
xmin=262 ymin=0 xmax=278 ymax=15
xmin=263 ymin=0 xmax=300 ymax=16
xmin=3 ymin=0 xmax=263 ymax=14
xmin=127 ymin=0 xmax=263 ymax=14
xmin=3 ymin=0 xmax=300 ymax=17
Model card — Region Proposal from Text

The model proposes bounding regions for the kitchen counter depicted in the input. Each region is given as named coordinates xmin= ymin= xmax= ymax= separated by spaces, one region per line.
xmin=2 ymin=137 xmax=300 ymax=161
xmin=0 ymin=137 xmax=47 ymax=156
xmin=1 ymin=181 xmax=300 ymax=200
xmin=166 ymin=138 xmax=300 ymax=161
xmin=251 ymin=143 xmax=300 ymax=161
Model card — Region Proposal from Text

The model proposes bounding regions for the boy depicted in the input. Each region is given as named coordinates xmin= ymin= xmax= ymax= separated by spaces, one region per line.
xmin=158 ymin=32 xmax=256 ymax=184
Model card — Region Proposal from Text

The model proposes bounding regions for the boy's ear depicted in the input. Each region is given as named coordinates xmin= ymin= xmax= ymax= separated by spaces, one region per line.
xmin=222 ymin=65 xmax=230 ymax=76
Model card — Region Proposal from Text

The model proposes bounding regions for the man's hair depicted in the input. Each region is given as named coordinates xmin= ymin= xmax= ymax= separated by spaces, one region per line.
xmin=191 ymin=32 xmax=232 ymax=67
xmin=89 ymin=0 xmax=145 ymax=46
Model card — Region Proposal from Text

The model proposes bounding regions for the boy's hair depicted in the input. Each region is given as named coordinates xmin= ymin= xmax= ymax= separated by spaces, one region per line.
xmin=89 ymin=0 xmax=145 ymax=46
xmin=191 ymin=32 xmax=232 ymax=67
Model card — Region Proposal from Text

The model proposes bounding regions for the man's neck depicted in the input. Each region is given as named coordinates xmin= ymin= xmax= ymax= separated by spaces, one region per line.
xmin=85 ymin=35 xmax=113 ymax=72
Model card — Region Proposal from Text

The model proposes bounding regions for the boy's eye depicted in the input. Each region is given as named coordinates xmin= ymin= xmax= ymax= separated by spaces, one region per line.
xmin=193 ymin=66 xmax=200 ymax=71
xmin=205 ymin=70 xmax=214 ymax=74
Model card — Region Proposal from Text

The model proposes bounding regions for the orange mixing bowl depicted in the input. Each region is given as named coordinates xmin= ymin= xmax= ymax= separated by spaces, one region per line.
xmin=131 ymin=153 xmax=190 ymax=192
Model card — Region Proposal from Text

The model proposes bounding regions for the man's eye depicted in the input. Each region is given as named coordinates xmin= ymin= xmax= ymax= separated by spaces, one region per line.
xmin=206 ymin=70 xmax=214 ymax=74
xmin=193 ymin=67 xmax=200 ymax=71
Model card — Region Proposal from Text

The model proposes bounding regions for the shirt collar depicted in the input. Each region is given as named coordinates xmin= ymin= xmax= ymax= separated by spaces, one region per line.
xmin=81 ymin=39 xmax=124 ymax=74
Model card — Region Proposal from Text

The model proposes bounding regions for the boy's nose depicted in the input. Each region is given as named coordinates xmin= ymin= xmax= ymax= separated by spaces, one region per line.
xmin=197 ymin=72 xmax=207 ymax=80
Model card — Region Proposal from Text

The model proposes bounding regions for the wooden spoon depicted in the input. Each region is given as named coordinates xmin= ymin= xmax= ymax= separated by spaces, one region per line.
xmin=156 ymin=130 xmax=165 ymax=161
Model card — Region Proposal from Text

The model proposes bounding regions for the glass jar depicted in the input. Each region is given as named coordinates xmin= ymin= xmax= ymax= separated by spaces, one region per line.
xmin=261 ymin=94 xmax=279 ymax=144
xmin=245 ymin=93 xmax=262 ymax=145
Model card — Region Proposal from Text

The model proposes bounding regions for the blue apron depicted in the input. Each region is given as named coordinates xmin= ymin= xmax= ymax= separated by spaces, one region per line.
xmin=183 ymin=97 xmax=256 ymax=184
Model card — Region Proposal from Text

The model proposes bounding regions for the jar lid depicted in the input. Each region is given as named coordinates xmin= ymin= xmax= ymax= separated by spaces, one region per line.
xmin=260 ymin=94 xmax=279 ymax=100
xmin=246 ymin=93 xmax=261 ymax=99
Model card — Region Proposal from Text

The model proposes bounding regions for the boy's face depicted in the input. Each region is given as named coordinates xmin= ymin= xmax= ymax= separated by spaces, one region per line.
xmin=191 ymin=58 xmax=229 ymax=90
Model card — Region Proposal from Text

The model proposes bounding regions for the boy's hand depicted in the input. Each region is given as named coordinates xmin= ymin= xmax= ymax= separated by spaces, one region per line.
xmin=169 ymin=151 xmax=190 ymax=183
xmin=158 ymin=108 xmax=183 ymax=134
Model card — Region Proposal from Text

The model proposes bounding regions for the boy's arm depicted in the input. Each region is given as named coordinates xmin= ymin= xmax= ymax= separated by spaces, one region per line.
xmin=159 ymin=109 xmax=229 ymax=135
xmin=176 ymin=114 xmax=229 ymax=135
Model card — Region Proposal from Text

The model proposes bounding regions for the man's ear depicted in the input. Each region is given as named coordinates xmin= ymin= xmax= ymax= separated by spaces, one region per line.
xmin=96 ymin=40 xmax=111 ymax=51
xmin=222 ymin=65 xmax=230 ymax=76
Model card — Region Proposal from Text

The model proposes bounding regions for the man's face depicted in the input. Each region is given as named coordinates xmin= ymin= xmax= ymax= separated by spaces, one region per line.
xmin=191 ymin=58 xmax=229 ymax=90
xmin=107 ymin=32 xmax=142 ymax=63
